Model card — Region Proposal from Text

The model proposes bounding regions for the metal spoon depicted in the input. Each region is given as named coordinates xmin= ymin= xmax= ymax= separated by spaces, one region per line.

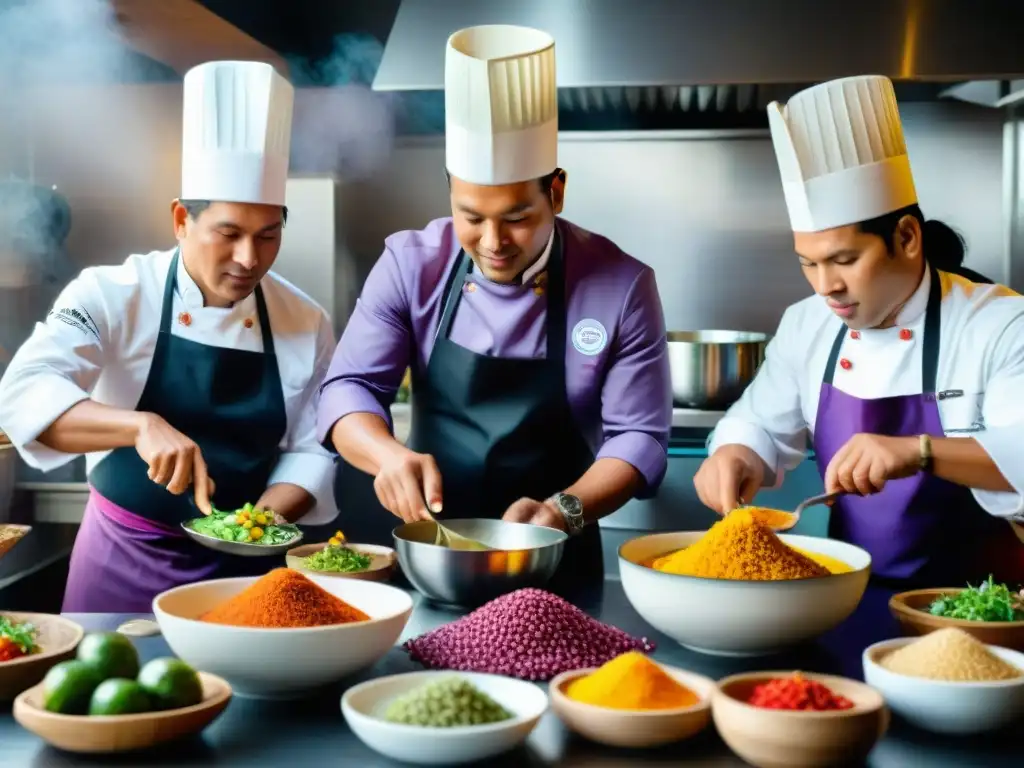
xmin=429 ymin=512 xmax=492 ymax=551
xmin=765 ymin=491 xmax=845 ymax=532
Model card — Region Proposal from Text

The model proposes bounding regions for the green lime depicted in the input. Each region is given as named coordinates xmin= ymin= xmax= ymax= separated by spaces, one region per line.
xmin=88 ymin=678 xmax=153 ymax=716
xmin=42 ymin=660 xmax=104 ymax=715
xmin=137 ymin=658 xmax=202 ymax=710
xmin=76 ymin=632 xmax=140 ymax=680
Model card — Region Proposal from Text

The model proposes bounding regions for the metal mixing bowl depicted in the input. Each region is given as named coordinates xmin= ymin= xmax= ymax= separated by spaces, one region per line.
xmin=392 ymin=519 xmax=567 ymax=607
xmin=667 ymin=330 xmax=769 ymax=410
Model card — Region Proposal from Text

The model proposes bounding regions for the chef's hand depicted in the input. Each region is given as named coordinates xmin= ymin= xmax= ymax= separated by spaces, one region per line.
xmin=693 ymin=444 xmax=766 ymax=515
xmin=502 ymin=498 xmax=566 ymax=531
xmin=135 ymin=412 xmax=215 ymax=514
xmin=824 ymin=434 xmax=920 ymax=496
xmin=374 ymin=447 xmax=443 ymax=523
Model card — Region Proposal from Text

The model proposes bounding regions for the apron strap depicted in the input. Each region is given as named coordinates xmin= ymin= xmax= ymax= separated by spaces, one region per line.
xmin=162 ymin=249 xmax=276 ymax=356
xmin=436 ymin=248 xmax=474 ymax=342
xmin=921 ymin=264 xmax=942 ymax=394
xmin=253 ymin=284 xmax=275 ymax=357
xmin=822 ymin=264 xmax=942 ymax=393
xmin=160 ymin=250 xmax=181 ymax=334
xmin=545 ymin=224 xmax=567 ymax=368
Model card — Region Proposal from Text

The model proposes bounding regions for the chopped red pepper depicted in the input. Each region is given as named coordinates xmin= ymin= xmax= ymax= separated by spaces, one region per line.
xmin=0 ymin=637 xmax=29 ymax=662
xmin=747 ymin=673 xmax=855 ymax=711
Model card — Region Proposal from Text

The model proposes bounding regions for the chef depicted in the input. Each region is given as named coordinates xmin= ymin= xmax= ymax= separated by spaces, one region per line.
xmin=694 ymin=75 xmax=1024 ymax=587
xmin=318 ymin=25 xmax=672 ymax=593
xmin=0 ymin=61 xmax=337 ymax=611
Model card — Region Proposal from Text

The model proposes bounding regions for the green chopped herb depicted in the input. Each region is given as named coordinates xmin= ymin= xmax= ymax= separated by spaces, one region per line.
xmin=186 ymin=505 xmax=300 ymax=546
xmin=0 ymin=615 xmax=40 ymax=656
xmin=927 ymin=575 xmax=1024 ymax=622
xmin=302 ymin=545 xmax=372 ymax=573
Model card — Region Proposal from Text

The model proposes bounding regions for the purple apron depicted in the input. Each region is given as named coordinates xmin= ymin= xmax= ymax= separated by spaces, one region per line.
xmin=814 ymin=264 xmax=1024 ymax=586
xmin=62 ymin=250 xmax=287 ymax=612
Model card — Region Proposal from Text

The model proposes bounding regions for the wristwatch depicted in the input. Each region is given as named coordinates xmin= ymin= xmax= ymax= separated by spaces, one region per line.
xmin=549 ymin=493 xmax=585 ymax=535
xmin=919 ymin=434 xmax=933 ymax=472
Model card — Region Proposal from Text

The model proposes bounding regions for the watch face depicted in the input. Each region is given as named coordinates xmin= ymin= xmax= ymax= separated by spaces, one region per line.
xmin=559 ymin=493 xmax=583 ymax=520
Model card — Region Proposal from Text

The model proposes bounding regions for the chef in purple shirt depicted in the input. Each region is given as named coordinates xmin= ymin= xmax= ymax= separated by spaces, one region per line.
xmin=317 ymin=25 xmax=672 ymax=593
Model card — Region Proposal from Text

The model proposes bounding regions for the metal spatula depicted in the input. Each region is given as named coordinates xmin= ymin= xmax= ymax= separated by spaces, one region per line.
xmin=431 ymin=517 xmax=492 ymax=551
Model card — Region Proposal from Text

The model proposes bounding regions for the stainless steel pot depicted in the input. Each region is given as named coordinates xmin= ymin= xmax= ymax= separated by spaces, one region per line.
xmin=667 ymin=330 xmax=769 ymax=410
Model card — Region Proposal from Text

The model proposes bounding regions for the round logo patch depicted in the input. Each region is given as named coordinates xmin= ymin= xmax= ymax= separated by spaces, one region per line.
xmin=572 ymin=319 xmax=608 ymax=356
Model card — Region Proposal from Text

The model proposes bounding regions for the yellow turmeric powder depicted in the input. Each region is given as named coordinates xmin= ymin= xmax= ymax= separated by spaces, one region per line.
xmin=650 ymin=510 xmax=828 ymax=580
xmin=788 ymin=545 xmax=852 ymax=574
xmin=565 ymin=651 xmax=699 ymax=710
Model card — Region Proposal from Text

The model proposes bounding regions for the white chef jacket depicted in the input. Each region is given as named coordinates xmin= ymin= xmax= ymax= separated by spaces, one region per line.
xmin=709 ymin=268 xmax=1024 ymax=523
xmin=0 ymin=248 xmax=339 ymax=525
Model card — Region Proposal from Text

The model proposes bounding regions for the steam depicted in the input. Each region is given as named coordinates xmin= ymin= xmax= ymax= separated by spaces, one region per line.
xmin=0 ymin=0 xmax=147 ymax=283
xmin=0 ymin=0 xmax=143 ymax=88
xmin=287 ymin=33 xmax=399 ymax=181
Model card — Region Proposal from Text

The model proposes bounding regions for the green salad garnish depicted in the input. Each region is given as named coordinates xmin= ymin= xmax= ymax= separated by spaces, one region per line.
xmin=0 ymin=614 xmax=40 ymax=656
xmin=302 ymin=544 xmax=372 ymax=573
xmin=928 ymin=575 xmax=1024 ymax=622
xmin=186 ymin=503 xmax=300 ymax=546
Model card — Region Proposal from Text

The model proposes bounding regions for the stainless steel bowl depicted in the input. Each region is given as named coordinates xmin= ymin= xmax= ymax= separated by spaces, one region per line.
xmin=667 ymin=330 xmax=769 ymax=410
xmin=392 ymin=518 xmax=567 ymax=607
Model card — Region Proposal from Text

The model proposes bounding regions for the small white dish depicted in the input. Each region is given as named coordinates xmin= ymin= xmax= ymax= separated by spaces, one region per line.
xmin=341 ymin=671 xmax=548 ymax=765
xmin=862 ymin=637 xmax=1024 ymax=734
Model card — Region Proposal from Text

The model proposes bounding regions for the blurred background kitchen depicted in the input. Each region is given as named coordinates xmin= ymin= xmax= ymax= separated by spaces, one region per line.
xmin=3 ymin=0 xmax=1024 ymax=608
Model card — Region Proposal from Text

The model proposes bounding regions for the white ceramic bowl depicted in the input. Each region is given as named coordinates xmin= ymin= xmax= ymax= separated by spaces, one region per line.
xmin=342 ymin=671 xmax=548 ymax=764
xmin=619 ymin=531 xmax=871 ymax=656
xmin=862 ymin=637 xmax=1024 ymax=734
xmin=153 ymin=575 xmax=413 ymax=699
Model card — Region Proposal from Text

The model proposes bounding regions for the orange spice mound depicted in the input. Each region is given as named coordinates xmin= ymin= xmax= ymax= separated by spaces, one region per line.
xmin=200 ymin=568 xmax=370 ymax=628
xmin=650 ymin=510 xmax=828 ymax=581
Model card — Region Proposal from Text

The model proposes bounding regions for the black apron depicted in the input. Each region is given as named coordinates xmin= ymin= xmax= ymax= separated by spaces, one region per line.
xmin=334 ymin=227 xmax=604 ymax=597
xmin=90 ymin=250 xmax=287 ymax=532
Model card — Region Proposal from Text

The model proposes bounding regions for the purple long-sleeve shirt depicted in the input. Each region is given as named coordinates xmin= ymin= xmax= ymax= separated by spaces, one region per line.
xmin=317 ymin=217 xmax=672 ymax=496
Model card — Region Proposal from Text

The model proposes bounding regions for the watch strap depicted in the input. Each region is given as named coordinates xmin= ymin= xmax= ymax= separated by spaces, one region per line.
xmin=919 ymin=434 xmax=933 ymax=472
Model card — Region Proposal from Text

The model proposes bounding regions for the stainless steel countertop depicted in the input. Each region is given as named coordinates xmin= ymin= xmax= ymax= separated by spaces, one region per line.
xmin=2 ymin=579 xmax=1020 ymax=766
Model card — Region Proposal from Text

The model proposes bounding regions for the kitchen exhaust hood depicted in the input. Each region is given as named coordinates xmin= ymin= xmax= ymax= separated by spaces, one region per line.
xmin=374 ymin=0 xmax=1024 ymax=94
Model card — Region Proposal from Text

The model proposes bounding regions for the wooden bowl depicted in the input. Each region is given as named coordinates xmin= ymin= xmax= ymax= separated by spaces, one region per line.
xmin=0 ymin=613 xmax=84 ymax=701
xmin=13 ymin=671 xmax=232 ymax=753
xmin=286 ymin=542 xmax=396 ymax=582
xmin=889 ymin=588 xmax=1024 ymax=651
xmin=548 ymin=665 xmax=714 ymax=748
xmin=711 ymin=671 xmax=889 ymax=768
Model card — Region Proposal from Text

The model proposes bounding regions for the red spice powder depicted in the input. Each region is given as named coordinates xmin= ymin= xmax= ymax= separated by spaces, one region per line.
xmin=747 ymin=673 xmax=854 ymax=711
xmin=200 ymin=568 xmax=370 ymax=628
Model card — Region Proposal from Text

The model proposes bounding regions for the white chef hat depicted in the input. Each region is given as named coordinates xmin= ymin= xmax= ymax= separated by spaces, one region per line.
xmin=445 ymin=24 xmax=558 ymax=186
xmin=180 ymin=61 xmax=294 ymax=206
xmin=768 ymin=75 xmax=918 ymax=233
